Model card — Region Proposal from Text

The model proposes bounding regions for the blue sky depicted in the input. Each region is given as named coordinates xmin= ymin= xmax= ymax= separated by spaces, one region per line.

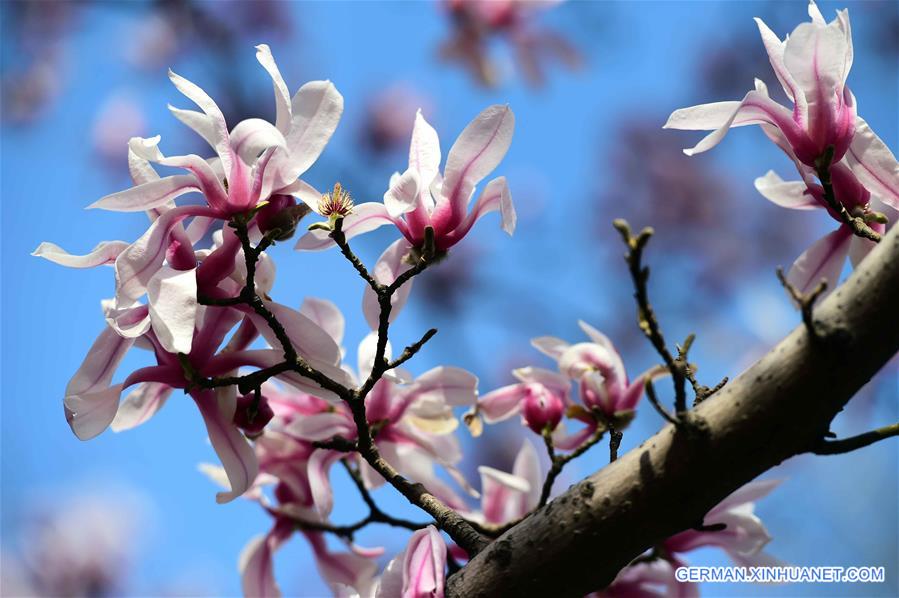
xmin=2 ymin=1 xmax=897 ymax=596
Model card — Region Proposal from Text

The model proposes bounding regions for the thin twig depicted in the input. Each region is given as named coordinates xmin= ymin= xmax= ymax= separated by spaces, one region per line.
xmin=812 ymin=422 xmax=899 ymax=455
xmin=776 ymin=266 xmax=828 ymax=338
xmin=538 ymin=426 xmax=606 ymax=508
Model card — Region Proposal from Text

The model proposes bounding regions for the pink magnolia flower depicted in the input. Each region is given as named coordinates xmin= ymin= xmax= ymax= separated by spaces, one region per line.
xmin=477 ymin=322 xmax=657 ymax=443
xmin=596 ymin=560 xmax=694 ymax=598
xmin=296 ymin=107 xmax=515 ymax=328
xmin=665 ymin=2 xmax=899 ymax=295
xmin=375 ymin=526 xmax=447 ymax=598
xmin=280 ymin=313 xmax=480 ymax=516
xmin=665 ymin=1 xmax=857 ymax=167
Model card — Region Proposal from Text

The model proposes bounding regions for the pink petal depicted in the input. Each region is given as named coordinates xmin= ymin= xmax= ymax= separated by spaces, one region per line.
xmin=65 ymin=325 xmax=133 ymax=402
xmin=277 ymin=81 xmax=344 ymax=185
xmin=110 ymin=382 xmax=172 ymax=432
xmin=194 ymin=388 xmax=259 ymax=504
xmin=439 ymin=105 xmax=514 ymax=229
xmin=114 ymin=204 xmax=216 ymax=303
xmin=440 ymin=176 xmax=514 ymax=248
xmin=64 ymin=384 xmax=125 ymax=441
xmin=362 ymin=238 xmax=414 ymax=330
xmin=32 ymin=241 xmax=129 ymax=268
xmin=254 ymin=44 xmax=292 ymax=132
xmin=307 ymin=449 xmax=343 ymax=517
xmin=786 ymin=227 xmax=851 ymax=295
xmin=478 ymin=466 xmax=530 ymax=525
xmin=478 ymin=383 xmax=526 ymax=423
xmin=300 ymin=297 xmax=345 ymax=346
xmin=845 ymin=117 xmax=899 ymax=210
xmin=753 ymin=171 xmax=820 ymax=210
xmin=530 ymin=335 xmax=570 ymax=360
xmin=384 ymin=168 xmax=421 ymax=218
xmin=88 ymin=175 xmax=200 ymax=212
xmin=230 ymin=117 xmax=286 ymax=166
xmin=401 ymin=526 xmax=446 ymax=598
xmin=254 ymin=300 xmax=342 ymax=365
xmin=305 ymin=532 xmax=378 ymax=596
xmin=239 ymin=518 xmax=294 ymax=598
xmin=512 ymin=439 xmax=542 ymax=513
xmin=408 ymin=366 xmax=478 ymax=407
xmin=168 ymin=68 xmax=234 ymax=175
xmin=512 ymin=366 xmax=570 ymax=396
xmin=753 ymin=17 xmax=806 ymax=121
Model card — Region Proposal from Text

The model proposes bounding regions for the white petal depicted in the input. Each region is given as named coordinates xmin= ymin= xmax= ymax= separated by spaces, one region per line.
xmin=147 ymin=266 xmax=198 ymax=355
xmin=255 ymin=44 xmax=292 ymax=132
xmin=300 ymin=297 xmax=345 ymax=346
xmin=408 ymin=366 xmax=478 ymax=407
xmin=383 ymin=168 xmax=420 ymax=218
xmin=753 ymin=171 xmax=820 ymax=210
xmin=786 ymin=228 xmax=851 ymax=295
xmin=88 ymin=175 xmax=200 ymax=212
xmin=110 ymin=382 xmax=172 ymax=432
xmin=844 ymin=117 xmax=899 ymax=210
xmin=32 ymin=241 xmax=129 ymax=268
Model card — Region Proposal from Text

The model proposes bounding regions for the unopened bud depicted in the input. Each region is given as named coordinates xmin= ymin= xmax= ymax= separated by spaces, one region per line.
xmin=522 ymin=384 xmax=564 ymax=434
xmin=233 ymin=392 xmax=274 ymax=436
xmin=257 ymin=194 xmax=311 ymax=241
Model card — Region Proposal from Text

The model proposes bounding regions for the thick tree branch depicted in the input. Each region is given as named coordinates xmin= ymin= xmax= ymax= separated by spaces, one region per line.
xmin=447 ymin=222 xmax=899 ymax=597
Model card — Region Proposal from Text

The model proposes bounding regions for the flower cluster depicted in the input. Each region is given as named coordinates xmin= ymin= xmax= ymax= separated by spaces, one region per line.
xmin=665 ymin=0 xmax=899 ymax=295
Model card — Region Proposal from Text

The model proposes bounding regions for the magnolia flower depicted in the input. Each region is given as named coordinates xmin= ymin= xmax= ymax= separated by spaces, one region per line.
xmin=665 ymin=1 xmax=856 ymax=167
xmin=665 ymin=1 xmax=899 ymax=295
xmin=282 ymin=316 xmax=480 ymax=517
xmin=477 ymin=322 xmax=657 ymax=444
xmin=375 ymin=526 xmax=447 ymax=598
xmin=296 ymin=107 xmax=515 ymax=328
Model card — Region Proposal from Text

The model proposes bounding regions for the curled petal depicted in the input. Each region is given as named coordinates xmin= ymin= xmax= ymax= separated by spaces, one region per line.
xmin=786 ymin=227 xmax=851 ymax=295
xmin=147 ymin=266 xmax=198 ymax=355
xmin=64 ymin=384 xmax=124 ymax=441
xmin=32 ymin=241 xmax=129 ymax=268
xmin=255 ymin=44 xmax=292 ymax=132
xmin=400 ymin=526 xmax=446 ymax=598
xmin=168 ymin=69 xmax=233 ymax=174
xmin=230 ymin=118 xmax=287 ymax=166
xmin=440 ymin=176 xmax=515 ymax=248
xmin=384 ymin=168 xmax=421 ymax=218
xmin=753 ymin=171 xmax=820 ymax=210
xmin=66 ymin=325 xmax=133 ymax=401
xmin=308 ymin=449 xmax=343 ymax=518
xmin=530 ymin=335 xmax=570 ymax=359
xmin=277 ymin=80 xmax=344 ymax=184
xmin=753 ymin=17 xmax=805 ymax=117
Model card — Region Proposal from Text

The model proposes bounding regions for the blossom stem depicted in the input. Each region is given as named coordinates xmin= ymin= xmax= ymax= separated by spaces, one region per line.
xmin=814 ymin=150 xmax=882 ymax=243
xmin=538 ymin=426 xmax=606 ymax=508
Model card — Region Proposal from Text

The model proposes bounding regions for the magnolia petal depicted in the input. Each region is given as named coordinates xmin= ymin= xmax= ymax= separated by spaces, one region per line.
xmin=104 ymin=302 xmax=152 ymax=338
xmin=663 ymin=101 xmax=742 ymax=131
xmin=408 ymin=366 xmax=478 ymax=407
xmin=305 ymin=532 xmax=378 ymax=596
xmin=128 ymin=136 xmax=163 ymax=185
xmin=147 ymin=266 xmax=198 ymax=355
xmin=64 ymin=384 xmax=124 ymax=441
xmin=753 ymin=171 xmax=820 ymax=210
xmin=300 ymin=297 xmax=345 ymax=346
xmin=786 ymin=227 xmax=851 ymax=296
xmin=512 ymin=366 xmax=570 ymax=396
xmin=513 ymin=440 xmax=542 ymax=512
xmin=401 ymin=526 xmax=446 ymax=598
xmin=848 ymin=234 xmax=878 ymax=269
xmin=239 ymin=519 xmax=294 ymax=598
xmin=32 ymin=241 xmax=129 ymax=268
xmin=357 ymin=331 xmax=392 ymax=381
xmin=88 ymin=175 xmax=199 ymax=212
xmin=66 ymin=325 xmax=133 ymax=398
xmin=255 ymin=301 xmax=342 ymax=365
xmin=844 ymin=117 xmax=899 ymax=210
xmin=577 ymin=320 xmax=617 ymax=352
xmin=114 ymin=204 xmax=216 ymax=303
xmin=279 ymin=80 xmax=344 ymax=183
xmin=168 ymin=69 xmax=233 ymax=174
xmin=286 ymin=412 xmax=352 ymax=442
xmin=230 ymin=118 xmax=287 ymax=166
xmin=362 ymin=239 xmax=414 ymax=330
xmin=479 ymin=465 xmax=530 ymax=525
xmin=384 ymin=168 xmax=421 ymax=218
xmin=409 ymin=110 xmax=442 ymax=188
xmin=753 ymin=18 xmax=805 ymax=117
xmin=255 ymin=44 xmax=292 ymax=132
xmin=442 ymin=105 xmax=514 ymax=217
xmin=530 ymin=335 xmax=570 ymax=359
xmin=308 ymin=449 xmax=342 ymax=517
xmin=478 ymin=383 xmax=526 ymax=423
xmin=195 ymin=388 xmax=259 ymax=504
xmin=295 ymin=203 xmax=395 ymax=251
xmin=110 ymin=382 xmax=172 ymax=432
xmin=784 ymin=19 xmax=851 ymax=100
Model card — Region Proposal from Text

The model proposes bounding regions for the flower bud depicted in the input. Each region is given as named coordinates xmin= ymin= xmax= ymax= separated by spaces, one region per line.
xmin=521 ymin=383 xmax=564 ymax=434
xmin=256 ymin=194 xmax=311 ymax=241
xmin=233 ymin=392 xmax=274 ymax=436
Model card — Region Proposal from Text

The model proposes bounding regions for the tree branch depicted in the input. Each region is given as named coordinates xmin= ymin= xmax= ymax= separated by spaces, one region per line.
xmin=446 ymin=221 xmax=899 ymax=597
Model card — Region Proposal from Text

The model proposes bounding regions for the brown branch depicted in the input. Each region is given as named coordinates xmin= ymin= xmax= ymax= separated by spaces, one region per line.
xmin=811 ymin=422 xmax=899 ymax=455
xmin=776 ymin=266 xmax=828 ymax=338
xmin=446 ymin=221 xmax=899 ymax=597
xmin=814 ymin=146 xmax=882 ymax=242
xmin=538 ymin=426 xmax=606 ymax=508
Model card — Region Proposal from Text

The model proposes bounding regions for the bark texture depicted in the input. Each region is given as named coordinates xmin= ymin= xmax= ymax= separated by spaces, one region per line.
xmin=447 ymin=223 xmax=899 ymax=597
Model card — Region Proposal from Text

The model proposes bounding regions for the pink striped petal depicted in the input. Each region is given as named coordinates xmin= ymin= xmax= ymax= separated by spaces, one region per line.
xmin=407 ymin=366 xmax=478 ymax=407
xmin=88 ymin=175 xmax=200 ymax=212
xmin=440 ymin=176 xmax=514 ymax=248
xmin=295 ymin=202 xmax=396 ymax=251
xmin=478 ymin=383 xmax=526 ymax=423
xmin=786 ymin=227 xmax=851 ymax=295
xmin=753 ymin=17 xmax=806 ymax=122
xmin=439 ymin=105 xmax=514 ymax=229
xmin=168 ymin=69 xmax=234 ymax=174
xmin=753 ymin=171 xmax=820 ymax=210
xmin=401 ymin=526 xmax=446 ymax=598
xmin=384 ymin=169 xmax=421 ymax=218
xmin=230 ymin=118 xmax=286 ymax=166
xmin=845 ymin=117 xmax=899 ymax=210
xmin=513 ymin=440 xmax=541 ymax=513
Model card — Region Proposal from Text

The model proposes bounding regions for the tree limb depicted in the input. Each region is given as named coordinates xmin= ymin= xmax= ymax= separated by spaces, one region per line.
xmin=447 ymin=221 xmax=899 ymax=597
